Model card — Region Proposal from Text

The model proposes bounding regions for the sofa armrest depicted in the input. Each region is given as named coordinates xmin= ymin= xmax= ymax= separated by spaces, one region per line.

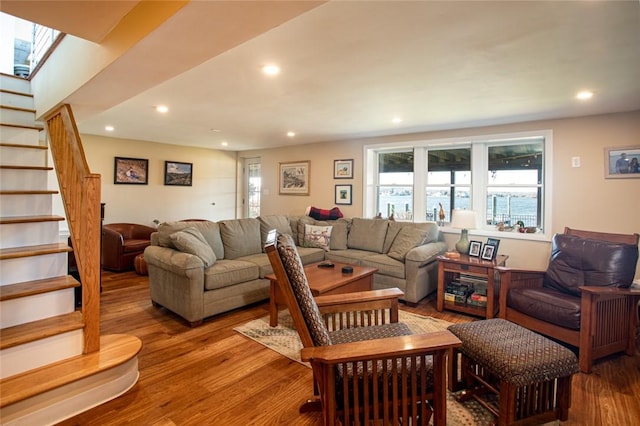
xmin=144 ymin=245 xmax=205 ymax=276
xmin=405 ymin=241 xmax=448 ymax=264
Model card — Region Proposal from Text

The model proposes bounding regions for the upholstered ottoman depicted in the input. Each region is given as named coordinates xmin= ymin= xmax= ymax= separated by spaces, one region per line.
xmin=447 ymin=319 xmax=579 ymax=426
xmin=134 ymin=253 xmax=148 ymax=275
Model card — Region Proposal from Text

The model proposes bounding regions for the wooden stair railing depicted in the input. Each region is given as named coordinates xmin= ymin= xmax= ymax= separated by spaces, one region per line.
xmin=44 ymin=104 xmax=101 ymax=354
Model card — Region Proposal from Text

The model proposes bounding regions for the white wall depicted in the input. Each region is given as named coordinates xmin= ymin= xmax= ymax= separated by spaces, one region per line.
xmin=79 ymin=134 xmax=238 ymax=227
xmin=243 ymin=110 xmax=640 ymax=277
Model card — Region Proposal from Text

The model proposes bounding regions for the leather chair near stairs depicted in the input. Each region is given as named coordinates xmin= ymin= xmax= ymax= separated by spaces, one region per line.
xmin=498 ymin=227 xmax=640 ymax=373
xmin=265 ymin=230 xmax=460 ymax=426
xmin=101 ymin=223 xmax=155 ymax=272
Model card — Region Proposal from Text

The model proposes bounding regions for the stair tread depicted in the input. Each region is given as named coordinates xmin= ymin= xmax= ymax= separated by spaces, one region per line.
xmin=0 ymin=87 xmax=34 ymax=98
xmin=0 ymin=143 xmax=47 ymax=150
xmin=0 ymin=311 xmax=83 ymax=350
xmin=0 ymin=215 xmax=65 ymax=224
xmin=0 ymin=333 xmax=142 ymax=408
xmin=0 ymin=123 xmax=44 ymax=131
xmin=0 ymin=105 xmax=35 ymax=113
xmin=0 ymin=190 xmax=58 ymax=195
xmin=0 ymin=165 xmax=53 ymax=170
xmin=0 ymin=275 xmax=80 ymax=301
xmin=0 ymin=242 xmax=72 ymax=260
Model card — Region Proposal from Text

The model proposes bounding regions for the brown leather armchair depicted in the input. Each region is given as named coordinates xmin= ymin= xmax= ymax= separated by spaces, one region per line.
xmin=101 ymin=223 xmax=156 ymax=272
xmin=498 ymin=227 xmax=639 ymax=373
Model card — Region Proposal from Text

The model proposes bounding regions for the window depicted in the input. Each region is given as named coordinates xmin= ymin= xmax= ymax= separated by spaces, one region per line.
xmin=365 ymin=131 xmax=551 ymax=236
xmin=426 ymin=148 xmax=471 ymax=223
xmin=244 ymin=158 xmax=261 ymax=218
xmin=376 ymin=151 xmax=414 ymax=220
xmin=486 ymin=141 xmax=543 ymax=228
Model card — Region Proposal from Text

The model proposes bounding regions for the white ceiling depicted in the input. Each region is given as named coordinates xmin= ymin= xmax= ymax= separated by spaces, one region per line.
xmin=5 ymin=1 xmax=640 ymax=151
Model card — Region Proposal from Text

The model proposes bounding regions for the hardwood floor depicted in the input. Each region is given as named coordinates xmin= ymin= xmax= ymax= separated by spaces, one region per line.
xmin=57 ymin=270 xmax=640 ymax=425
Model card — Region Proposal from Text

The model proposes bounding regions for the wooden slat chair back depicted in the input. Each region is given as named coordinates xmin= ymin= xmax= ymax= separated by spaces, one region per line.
xmin=264 ymin=231 xmax=461 ymax=425
xmin=498 ymin=227 xmax=640 ymax=373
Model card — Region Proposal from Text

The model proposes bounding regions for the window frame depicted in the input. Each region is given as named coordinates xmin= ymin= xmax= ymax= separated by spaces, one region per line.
xmin=363 ymin=130 xmax=553 ymax=241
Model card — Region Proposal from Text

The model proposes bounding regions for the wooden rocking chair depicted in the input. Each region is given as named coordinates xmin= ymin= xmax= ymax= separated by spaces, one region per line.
xmin=265 ymin=231 xmax=460 ymax=426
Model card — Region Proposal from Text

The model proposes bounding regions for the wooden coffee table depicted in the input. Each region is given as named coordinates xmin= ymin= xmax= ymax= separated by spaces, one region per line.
xmin=266 ymin=261 xmax=377 ymax=326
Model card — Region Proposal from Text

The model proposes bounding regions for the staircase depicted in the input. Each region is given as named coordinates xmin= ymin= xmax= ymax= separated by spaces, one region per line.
xmin=0 ymin=73 xmax=141 ymax=425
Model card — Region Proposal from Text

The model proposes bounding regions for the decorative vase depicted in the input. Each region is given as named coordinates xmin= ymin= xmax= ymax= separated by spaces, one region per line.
xmin=455 ymin=229 xmax=470 ymax=254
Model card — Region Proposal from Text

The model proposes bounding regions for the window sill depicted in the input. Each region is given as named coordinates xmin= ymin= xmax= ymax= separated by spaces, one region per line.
xmin=440 ymin=227 xmax=551 ymax=242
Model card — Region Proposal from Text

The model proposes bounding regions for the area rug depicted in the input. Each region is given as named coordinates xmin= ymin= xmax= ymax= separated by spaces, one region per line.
xmin=234 ymin=310 xmax=500 ymax=426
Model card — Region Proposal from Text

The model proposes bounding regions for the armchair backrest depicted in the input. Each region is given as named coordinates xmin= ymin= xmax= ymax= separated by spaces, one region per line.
xmin=265 ymin=231 xmax=332 ymax=348
xmin=543 ymin=228 xmax=639 ymax=297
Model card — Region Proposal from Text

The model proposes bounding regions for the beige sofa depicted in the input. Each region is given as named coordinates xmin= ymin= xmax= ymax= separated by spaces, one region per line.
xmin=144 ymin=216 xmax=446 ymax=326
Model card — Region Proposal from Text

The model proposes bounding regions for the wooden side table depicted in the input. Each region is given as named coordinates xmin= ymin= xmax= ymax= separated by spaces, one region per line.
xmin=436 ymin=254 xmax=508 ymax=318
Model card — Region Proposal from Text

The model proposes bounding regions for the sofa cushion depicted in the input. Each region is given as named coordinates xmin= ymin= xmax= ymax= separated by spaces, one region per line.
xmin=156 ymin=221 xmax=190 ymax=247
xmin=169 ymin=227 xmax=216 ymax=268
xmin=361 ymin=254 xmax=405 ymax=279
xmin=383 ymin=221 xmax=404 ymax=253
xmin=294 ymin=216 xmax=317 ymax=246
xmin=328 ymin=220 xmax=349 ymax=250
xmin=347 ymin=218 xmax=389 ymax=253
xmin=219 ymin=218 xmax=262 ymax=260
xmin=188 ymin=221 xmax=225 ymax=260
xmin=325 ymin=249 xmax=375 ymax=265
xmin=258 ymin=215 xmax=293 ymax=248
xmin=387 ymin=226 xmax=429 ymax=261
xmin=204 ymin=259 xmax=260 ymax=291
xmin=543 ymin=233 xmax=639 ymax=297
xmin=302 ymin=224 xmax=332 ymax=251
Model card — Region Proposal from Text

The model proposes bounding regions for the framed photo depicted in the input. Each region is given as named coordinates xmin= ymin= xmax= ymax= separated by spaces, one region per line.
xmin=481 ymin=243 xmax=496 ymax=261
xmin=164 ymin=161 xmax=193 ymax=186
xmin=335 ymin=184 xmax=352 ymax=205
xmin=486 ymin=237 xmax=501 ymax=254
xmin=334 ymin=159 xmax=353 ymax=179
xmin=279 ymin=160 xmax=310 ymax=195
xmin=114 ymin=157 xmax=148 ymax=185
xmin=468 ymin=241 xmax=482 ymax=257
xmin=604 ymin=146 xmax=640 ymax=178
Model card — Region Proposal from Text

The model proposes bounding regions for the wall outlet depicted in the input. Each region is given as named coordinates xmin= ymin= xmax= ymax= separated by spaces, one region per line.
xmin=571 ymin=156 xmax=581 ymax=168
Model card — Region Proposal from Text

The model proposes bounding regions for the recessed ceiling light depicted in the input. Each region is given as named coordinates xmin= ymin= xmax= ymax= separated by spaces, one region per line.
xmin=221 ymin=141 xmax=228 ymax=147
xmin=262 ymin=64 xmax=280 ymax=76
xmin=105 ymin=125 xmax=114 ymax=132
xmin=156 ymin=105 xmax=169 ymax=113
xmin=287 ymin=131 xmax=296 ymax=137
xmin=576 ymin=91 xmax=593 ymax=100
xmin=392 ymin=117 xmax=403 ymax=124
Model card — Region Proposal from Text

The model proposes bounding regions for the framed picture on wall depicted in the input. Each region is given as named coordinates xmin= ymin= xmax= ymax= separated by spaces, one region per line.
xmin=335 ymin=184 xmax=352 ymax=205
xmin=164 ymin=161 xmax=193 ymax=186
xmin=114 ymin=157 xmax=148 ymax=185
xmin=334 ymin=159 xmax=353 ymax=179
xmin=604 ymin=146 xmax=640 ymax=178
xmin=279 ymin=160 xmax=310 ymax=195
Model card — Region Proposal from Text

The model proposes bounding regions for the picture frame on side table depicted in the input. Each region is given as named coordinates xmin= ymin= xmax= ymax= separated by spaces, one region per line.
xmin=481 ymin=243 xmax=496 ymax=261
xmin=468 ymin=241 xmax=482 ymax=257
xmin=335 ymin=184 xmax=352 ymax=205
xmin=604 ymin=146 xmax=640 ymax=178
xmin=334 ymin=159 xmax=353 ymax=179
xmin=486 ymin=237 xmax=501 ymax=254
xmin=279 ymin=160 xmax=310 ymax=195
xmin=114 ymin=157 xmax=148 ymax=185
xmin=164 ymin=161 xmax=193 ymax=186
